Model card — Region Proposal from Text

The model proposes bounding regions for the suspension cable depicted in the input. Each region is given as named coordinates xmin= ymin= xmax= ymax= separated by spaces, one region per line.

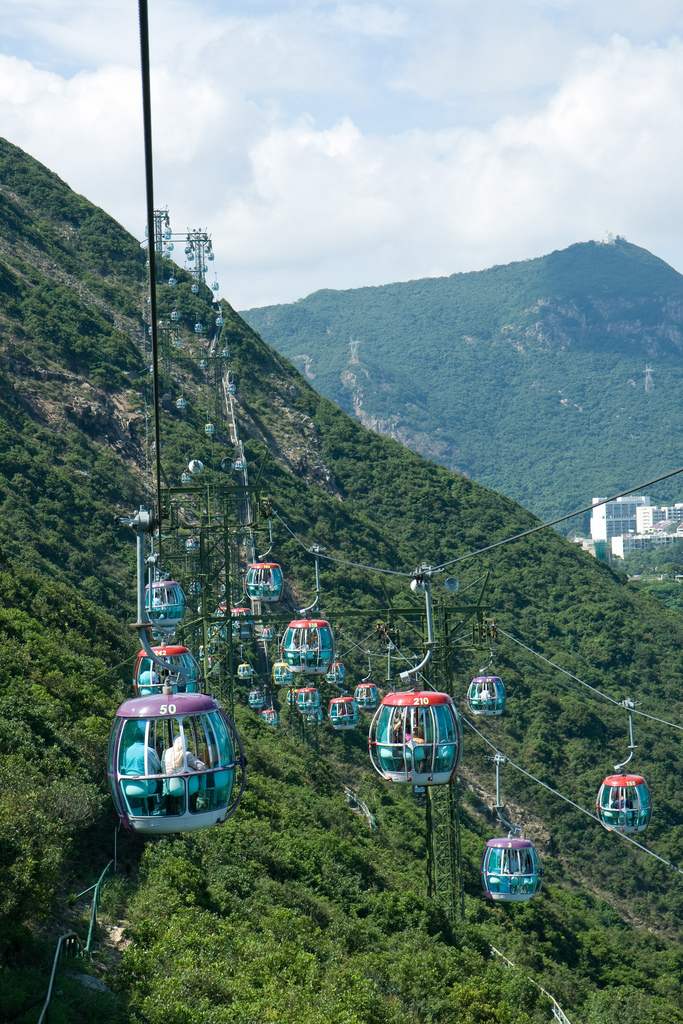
xmin=462 ymin=715 xmax=683 ymax=877
xmin=139 ymin=0 xmax=163 ymax=527
xmin=499 ymin=628 xmax=683 ymax=733
xmin=272 ymin=509 xmax=413 ymax=578
xmin=433 ymin=464 xmax=683 ymax=572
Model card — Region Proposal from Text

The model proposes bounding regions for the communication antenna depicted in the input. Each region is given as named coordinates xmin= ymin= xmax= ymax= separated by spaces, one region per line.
xmin=644 ymin=366 xmax=654 ymax=392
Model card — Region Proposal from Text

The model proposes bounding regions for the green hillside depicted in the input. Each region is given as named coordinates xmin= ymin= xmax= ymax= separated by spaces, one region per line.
xmin=241 ymin=240 xmax=683 ymax=524
xmin=3 ymin=138 xmax=683 ymax=1023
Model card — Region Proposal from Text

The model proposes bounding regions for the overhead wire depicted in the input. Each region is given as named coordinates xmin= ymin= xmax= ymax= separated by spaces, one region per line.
xmin=138 ymin=0 xmax=164 ymax=526
xmin=272 ymin=509 xmax=413 ymax=578
xmin=499 ymin=628 xmax=683 ymax=733
xmin=433 ymin=464 xmax=683 ymax=571
xmin=461 ymin=715 xmax=683 ymax=878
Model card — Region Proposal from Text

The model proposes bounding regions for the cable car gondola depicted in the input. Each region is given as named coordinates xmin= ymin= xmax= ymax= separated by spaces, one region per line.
xmin=286 ymin=688 xmax=301 ymax=707
xmin=238 ymin=663 xmax=254 ymax=680
xmin=176 ymin=397 xmax=186 ymax=410
xmin=108 ymin=693 xmax=245 ymax=835
xmin=246 ymin=562 xmax=284 ymax=602
xmin=205 ymin=423 xmax=215 ymax=436
xmin=297 ymin=687 xmax=321 ymax=715
xmin=467 ymin=675 xmax=506 ymax=716
xmin=281 ymin=619 xmax=334 ymax=675
xmin=144 ymin=579 xmax=187 ymax=631
xmin=329 ymin=695 xmax=359 ymax=730
xmin=273 ymin=661 xmax=294 ymax=686
xmin=481 ymin=838 xmax=543 ymax=902
xmin=354 ymin=683 xmax=379 ymax=709
xmin=596 ymin=774 xmax=652 ymax=834
xmin=134 ymin=645 xmax=202 ymax=697
xmin=262 ymin=708 xmax=278 ymax=728
xmin=231 ymin=607 xmax=253 ymax=639
xmin=326 ymin=662 xmax=346 ymax=685
xmin=262 ymin=625 xmax=275 ymax=641
xmin=368 ymin=691 xmax=462 ymax=785
xmin=248 ymin=689 xmax=265 ymax=710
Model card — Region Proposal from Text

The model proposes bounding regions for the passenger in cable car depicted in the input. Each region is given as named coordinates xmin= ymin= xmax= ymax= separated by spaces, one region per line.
xmin=123 ymin=721 xmax=161 ymax=777
xmin=162 ymin=734 xmax=205 ymax=775
xmin=138 ymin=667 xmax=160 ymax=693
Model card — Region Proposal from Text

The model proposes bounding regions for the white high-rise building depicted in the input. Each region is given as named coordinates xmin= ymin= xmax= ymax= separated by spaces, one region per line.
xmin=590 ymin=496 xmax=651 ymax=542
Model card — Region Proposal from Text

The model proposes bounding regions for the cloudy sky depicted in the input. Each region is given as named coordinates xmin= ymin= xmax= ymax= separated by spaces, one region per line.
xmin=1 ymin=1 xmax=683 ymax=308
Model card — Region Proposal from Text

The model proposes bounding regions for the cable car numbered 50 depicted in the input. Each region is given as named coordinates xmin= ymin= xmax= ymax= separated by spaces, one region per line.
xmin=108 ymin=693 xmax=245 ymax=835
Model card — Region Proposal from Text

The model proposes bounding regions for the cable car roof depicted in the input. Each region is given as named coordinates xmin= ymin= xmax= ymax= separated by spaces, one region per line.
xmin=485 ymin=837 xmax=537 ymax=850
xmin=137 ymin=644 xmax=193 ymax=658
xmin=116 ymin=693 xmax=219 ymax=718
xmin=602 ymin=773 xmax=648 ymax=787
xmin=381 ymin=690 xmax=454 ymax=707
xmin=286 ymin=619 xmax=331 ymax=628
xmin=249 ymin=562 xmax=280 ymax=570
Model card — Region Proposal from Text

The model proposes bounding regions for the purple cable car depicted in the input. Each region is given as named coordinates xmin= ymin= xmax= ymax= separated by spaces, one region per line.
xmin=481 ymin=837 xmax=543 ymax=902
xmin=108 ymin=692 xmax=245 ymax=835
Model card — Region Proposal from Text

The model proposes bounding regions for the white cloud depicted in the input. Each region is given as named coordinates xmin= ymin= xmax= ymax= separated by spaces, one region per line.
xmin=1 ymin=3 xmax=683 ymax=308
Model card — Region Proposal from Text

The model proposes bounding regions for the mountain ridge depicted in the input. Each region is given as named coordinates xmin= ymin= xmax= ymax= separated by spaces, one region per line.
xmin=241 ymin=238 xmax=683 ymax=523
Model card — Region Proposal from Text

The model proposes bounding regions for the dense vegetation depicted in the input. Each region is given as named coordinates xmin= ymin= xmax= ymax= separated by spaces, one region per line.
xmin=2 ymin=137 xmax=683 ymax=1023
xmin=241 ymin=239 xmax=683 ymax=525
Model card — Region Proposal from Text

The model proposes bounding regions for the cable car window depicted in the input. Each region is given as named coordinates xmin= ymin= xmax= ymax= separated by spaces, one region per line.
xmin=119 ymin=720 xmax=161 ymax=776
xmin=487 ymin=847 xmax=504 ymax=873
xmin=434 ymin=706 xmax=456 ymax=741
xmin=213 ymin=712 xmax=232 ymax=767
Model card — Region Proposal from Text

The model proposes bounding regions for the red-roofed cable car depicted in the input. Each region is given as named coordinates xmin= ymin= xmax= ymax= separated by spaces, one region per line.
xmin=108 ymin=693 xmax=245 ymax=835
xmin=262 ymin=708 xmax=278 ymax=728
xmin=354 ymin=682 xmax=379 ymax=709
xmin=134 ymin=645 xmax=202 ymax=697
xmin=262 ymin=625 xmax=275 ymax=641
xmin=596 ymin=774 xmax=652 ymax=833
xmin=467 ymin=675 xmax=506 ymax=716
xmin=281 ymin=619 xmax=334 ymax=675
xmin=329 ymin=695 xmax=359 ymax=730
xmin=596 ymin=698 xmax=652 ymax=834
xmin=231 ymin=607 xmax=253 ymax=639
xmin=368 ymin=691 xmax=462 ymax=785
xmin=246 ymin=562 xmax=284 ymax=602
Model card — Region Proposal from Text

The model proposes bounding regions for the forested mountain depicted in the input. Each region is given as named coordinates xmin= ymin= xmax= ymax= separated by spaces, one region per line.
xmin=241 ymin=240 xmax=683 ymax=524
xmin=3 ymin=138 xmax=683 ymax=1023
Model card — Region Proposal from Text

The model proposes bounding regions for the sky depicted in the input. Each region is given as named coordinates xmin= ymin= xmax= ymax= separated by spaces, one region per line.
xmin=1 ymin=1 xmax=683 ymax=309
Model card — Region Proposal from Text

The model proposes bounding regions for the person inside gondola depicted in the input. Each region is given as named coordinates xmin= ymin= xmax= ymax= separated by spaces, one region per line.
xmin=139 ymin=667 xmax=160 ymax=693
xmin=121 ymin=722 xmax=162 ymax=814
xmin=123 ymin=722 xmax=161 ymax=776
xmin=390 ymin=709 xmax=407 ymax=770
xmin=480 ymin=681 xmax=491 ymax=707
xmin=163 ymin=734 xmax=206 ymax=775
xmin=161 ymin=734 xmax=207 ymax=813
